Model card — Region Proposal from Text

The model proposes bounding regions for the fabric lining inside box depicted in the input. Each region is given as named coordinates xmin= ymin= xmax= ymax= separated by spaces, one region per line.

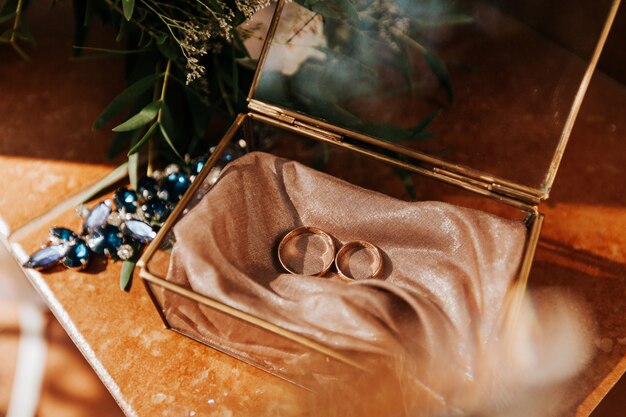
xmin=164 ymin=152 xmax=527 ymax=381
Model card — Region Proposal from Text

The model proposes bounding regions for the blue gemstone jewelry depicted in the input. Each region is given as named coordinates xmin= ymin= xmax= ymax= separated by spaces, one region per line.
xmin=63 ymin=240 xmax=90 ymax=270
xmin=23 ymin=140 xmax=249 ymax=277
xmin=23 ymin=161 xmax=199 ymax=272
xmin=23 ymin=244 xmax=71 ymax=270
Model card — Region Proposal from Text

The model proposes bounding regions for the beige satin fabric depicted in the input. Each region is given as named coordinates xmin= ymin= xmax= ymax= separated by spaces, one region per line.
xmin=165 ymin=151 xmax=526 ymax=377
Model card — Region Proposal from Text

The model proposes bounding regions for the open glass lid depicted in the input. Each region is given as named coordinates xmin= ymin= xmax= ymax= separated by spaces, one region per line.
xmin=249 ymin=0 xmax=619 ymax=198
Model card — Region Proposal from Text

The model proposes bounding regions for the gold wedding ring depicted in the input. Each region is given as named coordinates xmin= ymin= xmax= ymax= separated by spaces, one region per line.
xmin=278 ymin=226 xmax=336 ymax=276
xmin=334 ymin=240 xmax=383 ymax=280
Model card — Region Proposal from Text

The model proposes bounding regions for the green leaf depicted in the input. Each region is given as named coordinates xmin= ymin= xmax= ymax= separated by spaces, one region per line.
xmin=126 ymin=103 xmax=144 ymax=190
xmin=0 ymin=0 xmax=18 ymax=19
xmin=0 ymin=11 xmax=15 ymax=23
xmin=0 ymin=29 xmax=12 ymax=43
xmin=159 ymin=124 xmax=182 ymax=160
xmin=127 ymin=121 xmax=158 ymax=156
xmin=411 ymin=108 xmax=442 ymax=134
xmin=79 ymin=161 xmax=129 ymax=204
xmin=72 ymin=46 xmax=151 ymax=61
xmin=108 ymin=98 xmax=149 ymax=159
xmin=84 ymin=0 xmax=94 ymax=27
xmin=113 ymin=100 xmax=162 ymax=132
xmin=159 ymin=104 xmax=183 ymax=160
xmin=108 ymin=127 xmax=143 ymax=159
xmin=11 ymin=42 xmax=30 ymax=61
xmin=15 ymin=20 xmax=36 ymax=47
xmin=235 ymin=57 xmax=257 ymax=70
xmin=120 ymin=260 xmax=136 ymax=291
xmin=122 ymin=0 xmax=134 ymax=20
xmin=425 ymin=50 xmax=454 ymax=103
xmin=395 ymin=44 xmax=414 ymax=91
xmin=205 ymin=0 xmax=226 ymax=15
xmin=94 ymin=73 xmax=162 ymax=129
xmin=156 ymin=35 xmax=178 ymax=60
xmin=128 ymin=152 xmax=139 ymax=191
xmin=232 ymin=30 xmax=251 ymax=59
xmin=116 ymin=17 xmax=127 ymax=42
xmin=75 ymin=46 xmax=150 ymax=55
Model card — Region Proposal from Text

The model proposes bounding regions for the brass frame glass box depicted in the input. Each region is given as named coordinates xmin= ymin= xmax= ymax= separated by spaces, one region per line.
xmin=138 ymin=0 xmax=621 ymax=389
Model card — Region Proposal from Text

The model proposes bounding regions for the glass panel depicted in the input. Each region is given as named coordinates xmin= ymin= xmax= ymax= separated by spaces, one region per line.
xmin=252 ymin=0 xmax=614 ymax=193
xmin=144 ymin=115 xmax=529 ymax=385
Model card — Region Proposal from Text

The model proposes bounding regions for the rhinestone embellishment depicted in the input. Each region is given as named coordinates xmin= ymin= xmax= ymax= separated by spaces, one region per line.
xmin=23 ymin=141 xmax=247 ymax=280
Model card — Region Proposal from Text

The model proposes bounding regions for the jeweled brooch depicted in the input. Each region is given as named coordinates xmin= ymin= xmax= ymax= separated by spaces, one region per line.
xmin=23 ymin=141 xmax=247 ymax=288
xmin=23 ymin=162 xmax=195 ymax=271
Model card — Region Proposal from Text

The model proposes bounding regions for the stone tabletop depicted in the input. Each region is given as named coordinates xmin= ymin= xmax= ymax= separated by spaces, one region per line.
xmin=1 ymin=3 xmax=626 ymax=417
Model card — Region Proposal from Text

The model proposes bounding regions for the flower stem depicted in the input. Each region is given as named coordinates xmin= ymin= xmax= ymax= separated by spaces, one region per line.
xmin=103 ymin=0 xmax=158 ymax=38
xmin=9 ymin=0 xmax=24 ymax=44
xmin=147 ymin=59 xmax=171 ymax=175
xmin=157 ymin=59 xmax=171 ymax=122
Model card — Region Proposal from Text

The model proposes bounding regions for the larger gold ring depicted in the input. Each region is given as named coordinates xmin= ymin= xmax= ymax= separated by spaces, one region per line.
xmin=334 ymin=240 xmax=383 ymax=280
xmin=278 ymin=226 xmax=336 ymax=276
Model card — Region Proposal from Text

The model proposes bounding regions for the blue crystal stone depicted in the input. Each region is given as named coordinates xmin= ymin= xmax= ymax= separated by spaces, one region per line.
xmin=49 ymin=227 xmax=78 ymax=243
xmin=141 ymin=198 xmax=172 ymax=223
xmin=114 ymin=187 xmax=138 ymax=213
xmin=83 ymin=200 xmax=112 ymax=233
xmin=137 ymin=177 xmax=159 ymax=200
xmin=221 ymin=145 xmax=245 ymax=164
xmin=223 ymin=149 xmax=236 ymax=162
xmin=162 ymin=172 xmax=191 ymax=202
xmin=23 ymin=244 xmax=69 ymax=270
xmin=63 ymin=240 xmax=90 ymax=269
xmin=87 ymin=224 xmax=123 ymax=257
xmin=123 ymin=219 xmax=156 ymax=244
xmin=190 ymin=158 xmax=205 ymax=176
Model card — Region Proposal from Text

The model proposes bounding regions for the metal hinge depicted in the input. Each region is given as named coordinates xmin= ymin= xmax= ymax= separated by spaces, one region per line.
xmin=248 ymin=99 xmax=540 ymax=208
xmin=433 ymin=167 xmax=542 ymax=207
xmin=248 ymin=100 xmax=296 ymax=124
xmin=293 ymin=120 xmax=343 ymax=143
xmin=248 ymin=100 xmax=343 ymax=143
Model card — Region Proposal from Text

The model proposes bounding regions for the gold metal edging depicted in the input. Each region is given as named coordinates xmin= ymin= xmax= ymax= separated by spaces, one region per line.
xmin=248 ymin=100 xmax=296 ymax=124
xmin=516 ymin=213 xmax=544 ymax=291
xmin=501 ymin=213 xmax=544 ymax=332
xmin=245 ymin=0 xmax=622 ymax=202
xmin=434 ymin=168 xmax=542 ymax=205
xmin=138 ymin=110 xmax=543 ymax=382
xmin=139 ymin=268 xmax=365 ymax=371
xmin=249 ymin=112 xmax=537 ymax=212
xmin=139 ymin=113 xmax=247 ymax=327
xmin=248 ymin=100 xmax=545 ymax=205
xmin=169 ymin=327 xmax=313 ymax=391
xmin=141 ymin=277 xmax=172 ymax=329
xmin=137 ymin=113 xmax=247 ymax=269
xmin=543 ymin=0 xmax=622 ymax=191
xmin=247 ymin=0 xmax=287 ymax=102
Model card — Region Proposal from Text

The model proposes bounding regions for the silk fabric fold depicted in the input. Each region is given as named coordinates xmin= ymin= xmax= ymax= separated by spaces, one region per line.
xmin=165 ymin=151 xmax=525 ymax=371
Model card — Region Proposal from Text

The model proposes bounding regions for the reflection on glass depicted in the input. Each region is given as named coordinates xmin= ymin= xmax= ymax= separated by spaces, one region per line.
xmin=254 ymin=0 xmax=610 ymax=192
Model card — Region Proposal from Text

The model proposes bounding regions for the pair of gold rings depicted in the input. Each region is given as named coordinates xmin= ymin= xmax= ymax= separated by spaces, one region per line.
xmin=277 ymin=226 xmax=383 ymax=280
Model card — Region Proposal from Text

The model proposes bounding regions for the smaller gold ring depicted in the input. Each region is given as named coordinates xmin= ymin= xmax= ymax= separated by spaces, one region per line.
xmin=278 ymin=226 xmax=335 ymax=276
xmin=334 ymin=240 xmax=383 ymax=280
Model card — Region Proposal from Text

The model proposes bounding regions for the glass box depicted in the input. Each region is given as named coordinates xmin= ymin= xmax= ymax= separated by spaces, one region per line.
xmin=139 ymin=0 xmax=621 ymax=390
